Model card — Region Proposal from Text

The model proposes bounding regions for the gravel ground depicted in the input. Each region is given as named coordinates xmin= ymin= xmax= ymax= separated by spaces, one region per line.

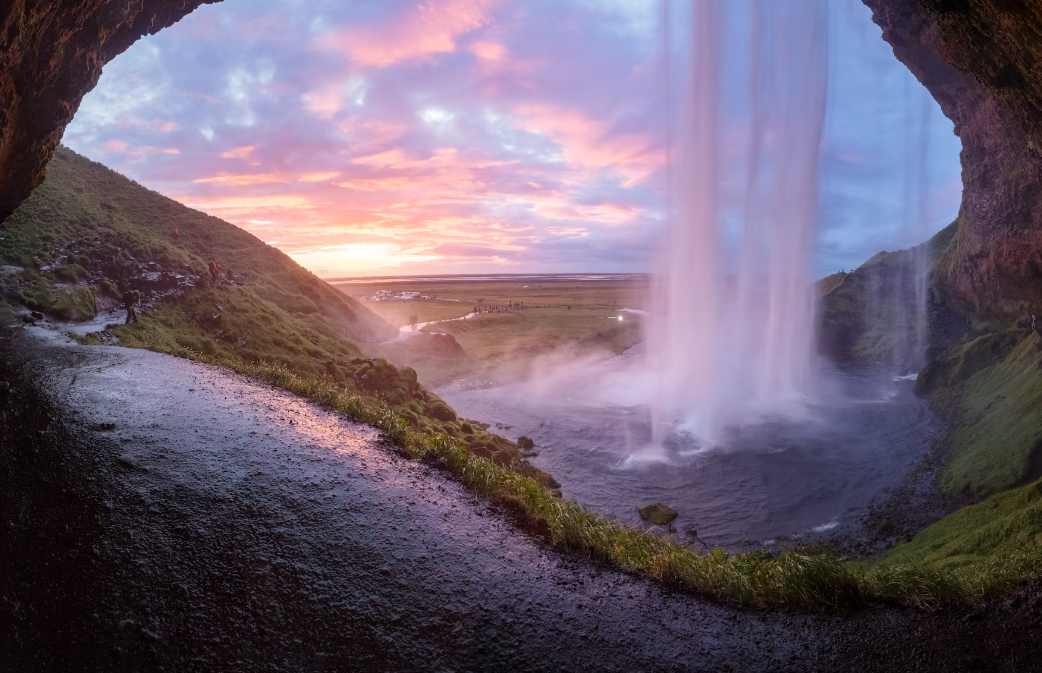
xmin=1 ymin=323 xmax=1041 ymax=672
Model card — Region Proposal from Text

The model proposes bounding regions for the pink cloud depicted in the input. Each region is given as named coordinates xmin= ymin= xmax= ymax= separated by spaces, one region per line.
xmin=336 ymin=116 xmax=410 ymax=152
xmin=298 ymin=172 xmax=341 ymax=183
xmin=193 ymin=173 xmax=287 ymax=185
xmin=468 ymin=40 xmax=507 ymax=61
xmin=221 ymin=145 xmax=258 ymax=159
xmin=314 ymin=0 xmax=500 ymax=67
xmin=101 ymin=139 xmax=180 ymax=163
xmin=302 ymin=88 xmax=345 ymax=120
xmin=514 ymin=104 xmax=662 ymax=188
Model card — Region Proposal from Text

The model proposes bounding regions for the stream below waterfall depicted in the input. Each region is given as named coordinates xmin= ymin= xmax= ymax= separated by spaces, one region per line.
xmin=439 ymin=344 xmax=938 ymax=551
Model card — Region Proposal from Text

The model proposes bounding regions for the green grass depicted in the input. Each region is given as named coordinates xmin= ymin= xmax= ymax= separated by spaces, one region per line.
xmin=338 ymin=277 xmax=648 ymax=315
xmin=19 ymin=276 xmax=97 ymax=320
xmin=876 ymin=478 xmax=1042 ymax=599
xmin=355 ymin=278 xmax=647 ymax=387
xmin=373 ymin=306 xmax=643 ymax=387
xmin=917 ymin=331 xmax=1042 ymax=496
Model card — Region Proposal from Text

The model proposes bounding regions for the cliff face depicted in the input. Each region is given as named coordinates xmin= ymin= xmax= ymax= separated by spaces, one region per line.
xmin=0 ymin=1 xmax=219 ymax=223
xmin=863 ymin=0 xmax=1042 ymax=325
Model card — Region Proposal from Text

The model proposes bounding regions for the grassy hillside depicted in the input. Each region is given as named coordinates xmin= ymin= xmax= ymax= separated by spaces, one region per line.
xmin=1 ymin=146 xmax=392 ymax=342
xmin=915 ymin=329 xmax=1042 ymax=497
xmin=818 ymin=222 xmax=967 ymax=368
xmin=876 ymin=476 xmax=1042 ymax=598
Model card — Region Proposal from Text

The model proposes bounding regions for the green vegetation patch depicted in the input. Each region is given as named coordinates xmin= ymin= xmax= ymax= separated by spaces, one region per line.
xmin=19 ymin=277 xmax=96 ymax=320
xmin=943 ymin=336 xmax=1042 ymax=496
xmin=916 ymin=330 xmax=1042 ymax=496
xmin=876 ymin=478 xmax=1042 ymax=598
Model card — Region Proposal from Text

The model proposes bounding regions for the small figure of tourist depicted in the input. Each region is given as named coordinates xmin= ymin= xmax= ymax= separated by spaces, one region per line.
xmin=173 ymin=227 xmax=180 ymax=241
xmin=208 ymin=260 xmax=221 ymax=284
xmin=1033 ymin=314 xmax=1038 ymax=333
xmin=122 ymin=290 xmax=140 ymax=324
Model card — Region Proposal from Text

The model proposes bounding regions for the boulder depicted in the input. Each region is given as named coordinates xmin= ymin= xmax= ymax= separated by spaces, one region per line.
xmin=517 ymin=436 xmax=535 ymax=450
xmin=638 ymin=503 xmax=678 ymax=526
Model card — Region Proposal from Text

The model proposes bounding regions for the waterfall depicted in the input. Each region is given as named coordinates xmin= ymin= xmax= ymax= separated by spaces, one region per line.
xmin=859 ymin=83 xmax=934 ymax=374
xmin=650 ymin=0 xmax=829 ymax=444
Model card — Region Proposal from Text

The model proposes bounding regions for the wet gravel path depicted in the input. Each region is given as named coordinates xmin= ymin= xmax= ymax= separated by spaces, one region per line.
xmin=2 ymin=325 xmax=1041 ymax=672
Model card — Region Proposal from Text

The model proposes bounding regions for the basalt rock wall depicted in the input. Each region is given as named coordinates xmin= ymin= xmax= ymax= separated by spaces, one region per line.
xmin=863 ymin=0 xmax=1042 ymax=325
xmin=0 ymin=0 xmax=219 ymax=223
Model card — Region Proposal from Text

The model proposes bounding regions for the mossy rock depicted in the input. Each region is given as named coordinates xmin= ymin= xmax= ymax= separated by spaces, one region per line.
xmin=428 ymin=400 xmax=457 ymax=422
xmin=639 ymin=503 xmax=678 ymax=526
xmin=517 ymin=436 xmax=535 ymax=449
xmin=20 ymin=277 xmax=96 ymax=321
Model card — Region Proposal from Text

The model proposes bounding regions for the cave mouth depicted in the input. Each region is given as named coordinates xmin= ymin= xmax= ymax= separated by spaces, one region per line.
xmin=41 ymin=0 xmax=966 ymax=549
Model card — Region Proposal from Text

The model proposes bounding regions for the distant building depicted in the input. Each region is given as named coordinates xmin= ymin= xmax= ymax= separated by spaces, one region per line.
xmin=373 ymin=290 xmax=393 ymax=300
xmin=400 ymin=291 xmax=420 ymax=299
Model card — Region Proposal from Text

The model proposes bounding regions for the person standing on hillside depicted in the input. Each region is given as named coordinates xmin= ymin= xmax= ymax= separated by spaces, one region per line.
xmin=122 ymin=289 xmax=140 ymax=324
xmin=173 ymin=227 xmax=180 ymax=241
xmin=1032 ymin=314 xmax=1038 ymax=333
xmin=208 ymin=260 xmax=221 ymax=285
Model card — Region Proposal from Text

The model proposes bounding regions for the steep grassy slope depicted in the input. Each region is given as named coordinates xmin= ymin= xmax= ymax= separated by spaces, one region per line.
xmin=2 ymin=146 xmax=393 ymax=343
xmin=915 ymin=330 xmax=1042 ymax=497
xmin=876 ymin=477 xmax=1042 ymax=598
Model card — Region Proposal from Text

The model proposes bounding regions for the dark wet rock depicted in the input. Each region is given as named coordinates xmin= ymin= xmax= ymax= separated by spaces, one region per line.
xmin=517 ymin=436 xmax=535 ymax=450
xmin=0 ymin=1 xmax=219 ymax=222
xmin=638 ymin=503 xmax=679 ymax=526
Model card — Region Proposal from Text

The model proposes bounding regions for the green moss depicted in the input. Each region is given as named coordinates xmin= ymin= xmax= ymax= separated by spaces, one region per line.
xmin=937 ymin=334 xmax=1042 ymax=496
xmin=914 ymin=330 xmax=1021 ymax=395
xmin=54 ymin=263 xmax=87 ymax=282
xmin=19 ymin=277 xmax=96 ymax=320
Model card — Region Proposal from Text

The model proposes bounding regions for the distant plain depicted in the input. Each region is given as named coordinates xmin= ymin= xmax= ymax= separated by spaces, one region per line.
xmin=336 ymin=275 xmax=648 ymax=388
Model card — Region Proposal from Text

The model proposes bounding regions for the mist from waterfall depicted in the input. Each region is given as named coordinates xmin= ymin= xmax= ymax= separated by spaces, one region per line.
xmin=860 ymin=84 xmax=935 ymax=374
xmin=650 ymin=0 xmax=829 ymax=444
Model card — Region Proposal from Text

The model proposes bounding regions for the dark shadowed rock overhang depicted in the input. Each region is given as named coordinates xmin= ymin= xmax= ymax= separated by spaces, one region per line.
xmin=0 ymin=0 xmax=221 ymax=222
xmin=862 ymin=0 xmax=1042 ymax=325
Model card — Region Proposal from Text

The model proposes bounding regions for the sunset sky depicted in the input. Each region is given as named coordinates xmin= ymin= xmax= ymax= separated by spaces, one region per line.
xmin=64 ymin=0 xmax=963 ymax=279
